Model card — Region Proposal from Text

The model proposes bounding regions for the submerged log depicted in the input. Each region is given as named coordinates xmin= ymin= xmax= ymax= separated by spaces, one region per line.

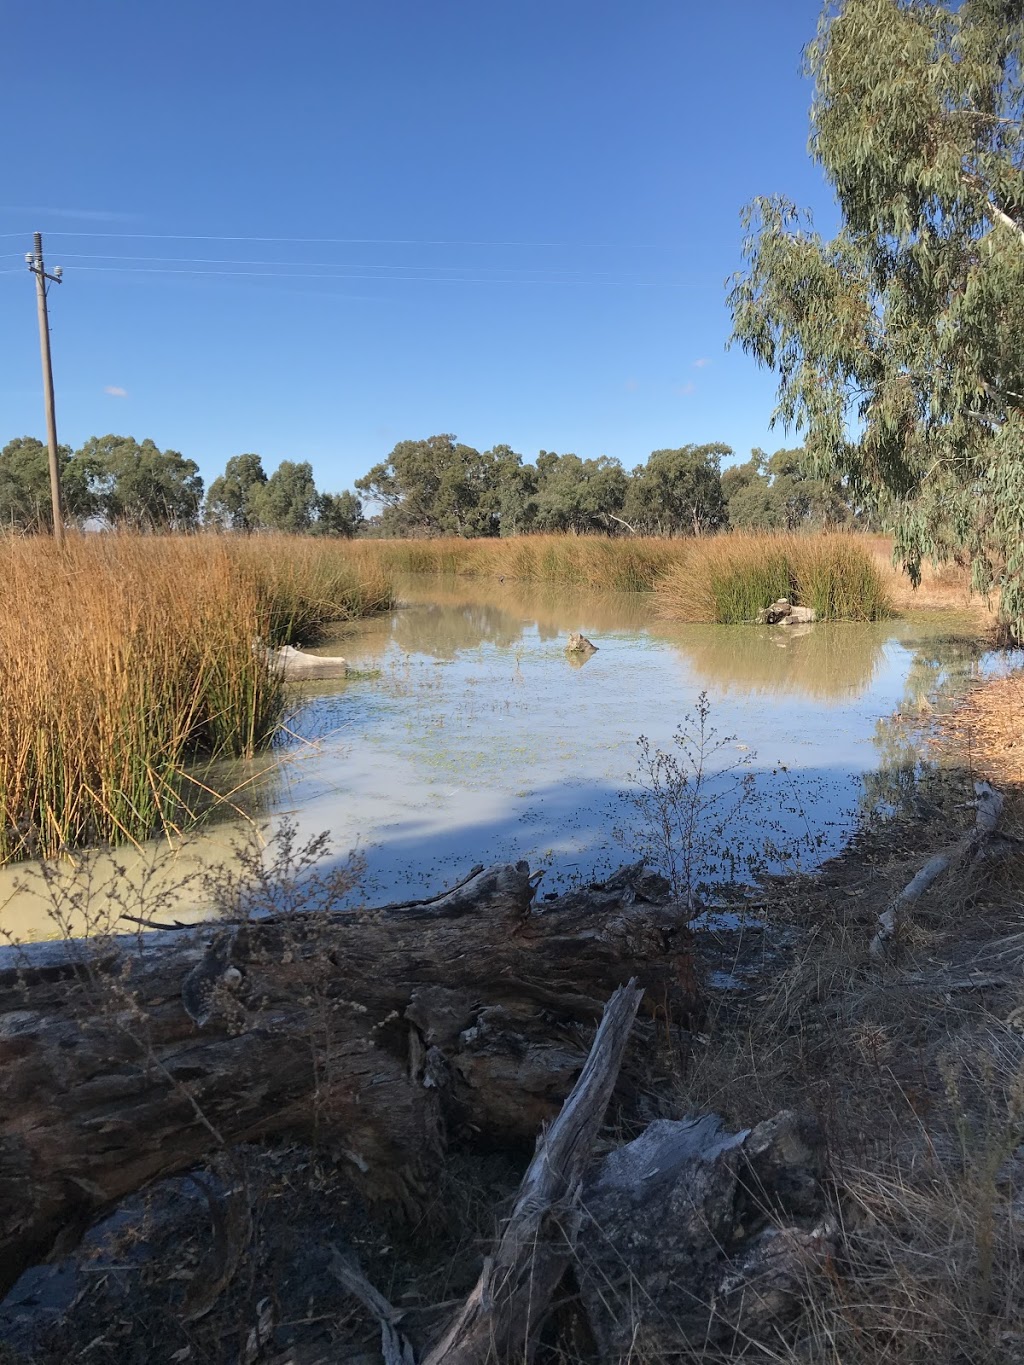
xmin=0 ymin=862 xmax=696 ymax=1294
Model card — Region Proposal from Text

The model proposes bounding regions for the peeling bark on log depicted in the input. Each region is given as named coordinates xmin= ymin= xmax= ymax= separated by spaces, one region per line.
xmin=0 ymin=862 xmax=696 ymax=1294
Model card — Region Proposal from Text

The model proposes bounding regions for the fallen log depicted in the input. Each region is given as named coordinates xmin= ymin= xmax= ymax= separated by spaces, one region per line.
xmin=0 ymin=861 xmax=697 ymax=1294
xmin=574 ymin=1108 xmax=834 ymax=1353
xmin=1 ymin=1079 xmax=833 ymax=1362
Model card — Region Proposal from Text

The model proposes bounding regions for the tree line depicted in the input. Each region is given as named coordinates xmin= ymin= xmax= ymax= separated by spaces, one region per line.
xmin=0 ymin=432 xmax=868 ymax=539
xmin=0 ymin=436 xmax=363 ymax=537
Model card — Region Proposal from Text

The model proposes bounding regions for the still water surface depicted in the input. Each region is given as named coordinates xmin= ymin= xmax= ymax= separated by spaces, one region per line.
xmin=0 ymin=576 xmax=1007 ymax=941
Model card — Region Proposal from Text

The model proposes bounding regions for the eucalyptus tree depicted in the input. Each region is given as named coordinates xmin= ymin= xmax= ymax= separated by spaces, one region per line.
xmin=356 ymin=435 xmax=502 ymax=537
xmin=624 ymin=444 xmax=729 ymax=535
xmin=0 ymin=437 xmax=77 ymax=531
xmin=729 ymin=0 xmax=1024 ymax=632
xmin=531 ymin=452 xmax=628 ymax=533
xmin=250 ymin=460 xmax=319 ymax=533
xmin=313 ymin=489 xmax=364 ymax=537
xmin=75 ymin=435 xmax=203 ymax=530
xmin=204 ymin=453 xmax=268 ymax=530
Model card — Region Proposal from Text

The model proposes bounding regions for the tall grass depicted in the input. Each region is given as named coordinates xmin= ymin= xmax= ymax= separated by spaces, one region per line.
xmin=0 ymin=534 xmax=394 ymax=863
xmin=355 ymin=532 xmax=893 ymax=611
xmin=359 ymin=534 xmax=679 ymax=591
xmin=654 ymin=531 xmax=893 ymax=623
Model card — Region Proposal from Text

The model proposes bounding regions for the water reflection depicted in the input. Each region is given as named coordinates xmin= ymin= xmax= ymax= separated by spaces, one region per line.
xmin=662 ymin=620 xmax=886 ymax=702
xmin=391 ymin=601 xmax=525 ymax=658
xmin=0 ymin=576 xmax=1000 ymax=943
xmin=864 ymin=634 xmax=997 ymax=816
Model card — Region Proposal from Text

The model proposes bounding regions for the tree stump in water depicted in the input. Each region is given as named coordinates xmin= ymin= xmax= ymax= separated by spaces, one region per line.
xmin=0 ymin=861 xmax=698 ymax=1293
xmin=565 ymin=631 xmax=597 ymax=653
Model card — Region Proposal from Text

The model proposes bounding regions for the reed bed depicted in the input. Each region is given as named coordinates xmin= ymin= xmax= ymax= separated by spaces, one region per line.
xmin=361 ymin=534 xmax=680 ymax=591
xmin=654 ymin=532 xmax=893 ymax=623
xmin=357 ymin=532 xmax=893 ymax=610
xmin=0 ymin=534 xmax=394 ymax=862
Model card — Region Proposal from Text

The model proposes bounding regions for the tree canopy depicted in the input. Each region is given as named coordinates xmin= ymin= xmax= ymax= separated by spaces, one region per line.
xmin=74 ymin=435 xmax=204 ymax=530
xmin=722 ymin=447 xmax=856 ymax=530
xmin=623 ymin=444 xmax=730 ymax=535
xmin=204 ymin=453 xmax=269 ymax=530
xmin=729 ymin=0 xmax=1024 ymax=632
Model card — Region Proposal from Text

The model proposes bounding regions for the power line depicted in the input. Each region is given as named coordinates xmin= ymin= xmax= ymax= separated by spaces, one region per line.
xmin=55 ymin=251 xmax=661 ymax=281
xmin=46 ymin=264 xmax=686 ymax=288
xmin=39 ymin=230 xmax=661 ymax=249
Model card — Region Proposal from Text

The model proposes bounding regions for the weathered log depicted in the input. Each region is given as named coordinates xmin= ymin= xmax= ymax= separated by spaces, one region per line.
xmin=423 ymin=981 xmax=644 ymax=1365
xmin=255 ymin=641 xmax=350 ymax=680
xmin=573 ymin=1109 xmax=834 ymax=1354
xmin=0 ymin=861 xmax=696 ymax=1294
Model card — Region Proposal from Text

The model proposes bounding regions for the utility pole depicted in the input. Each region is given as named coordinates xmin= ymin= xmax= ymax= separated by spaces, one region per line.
xmin=26 ymin=233 xmax=65 ymax=548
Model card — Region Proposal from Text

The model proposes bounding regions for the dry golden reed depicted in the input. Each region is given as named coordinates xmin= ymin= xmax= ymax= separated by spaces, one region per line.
xmin=348 ymin=531 xmax=894 ymax=613
xmin=357 ymin=534 xmax=679 ymax=591
xmin=0 ymin=534 xmax=394 ymax=863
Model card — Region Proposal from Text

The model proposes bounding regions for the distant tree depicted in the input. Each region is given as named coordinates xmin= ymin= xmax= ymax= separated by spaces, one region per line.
xmin=313 ymin=489 xmax=364 ymax=537
xmin=623 ymin=444 xmax=729 ymax=535
xmin=75 ymin=435 xmax=203 ymax=530
xmin=0 ymin=437 xmax=66 ymax=532
xmin=204 ymin=453 xmax=268 ymax=530
xmin=722 ymin=452 xmax=783 ymax=529
xmin=249 ymin=460 xmax=319 ymax=533
xmin=489 ymin=444 xmax=537 ymax=537
xmin=356 ymin=435 xmax=503 ymax=537
xmin=722 ymin=447 xmax=855 ymax=529
xmin=532 ymin=452 xmax=628 ymax=533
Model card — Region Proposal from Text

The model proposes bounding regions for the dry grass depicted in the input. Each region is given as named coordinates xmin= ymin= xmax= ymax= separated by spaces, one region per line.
xmin=0 ymin=533 xmax=394 ymax=862
xmin=654 ymin=532 xmax=893 ymax=623
xmin=361 ymin=533 xmax=680 ymax=591
xmin=938 ymin=668 xmax=1024 ymax=788
xmin=861 ymin=532 xmax=993 ymax=617
xmin=350 ymin=532 xmax=996 ymax=623
xmin=679 ymin=761 xmax=1024 ymax=1364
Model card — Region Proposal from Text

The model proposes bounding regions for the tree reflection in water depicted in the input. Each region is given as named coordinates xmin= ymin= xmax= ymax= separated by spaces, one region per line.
xmin=864 ymin=636 xmax=992 ymax=818
xmin=664 ymin=620 xmax=886 ymax=703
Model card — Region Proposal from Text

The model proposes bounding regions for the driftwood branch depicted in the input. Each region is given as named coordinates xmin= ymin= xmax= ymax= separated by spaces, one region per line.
xmin=330 ymin=1249 xmax=417 ymax=1365
xmin=870 ymin=781 xmax=1007 ymax=956
xmin=422 ymin=981 xmax=644 ymax=1365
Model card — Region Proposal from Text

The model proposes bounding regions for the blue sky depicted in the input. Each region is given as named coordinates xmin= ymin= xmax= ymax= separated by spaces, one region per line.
xmin=0 ymin=0 xmax=837 ymax=493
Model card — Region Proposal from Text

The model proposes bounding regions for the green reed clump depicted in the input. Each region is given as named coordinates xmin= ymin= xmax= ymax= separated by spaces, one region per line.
xmin=794 ymin=535 xmax=893 ymax=622
xmin=655 ymin=532 xmax=892 ymax=623
xmin=0 ymin=534 xmax=395 ymax=863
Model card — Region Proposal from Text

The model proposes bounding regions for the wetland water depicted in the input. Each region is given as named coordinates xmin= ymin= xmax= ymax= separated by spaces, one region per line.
xmin=0 ymin=575 xmax=1010 ymax=940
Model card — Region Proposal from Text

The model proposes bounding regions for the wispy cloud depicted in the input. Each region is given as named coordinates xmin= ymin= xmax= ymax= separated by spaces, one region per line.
xmin=692 ymin=357 xmax=710 ymax=369
xmin=674 ymin=381 xmax=696 ymax=396
xmin=104 ymin=385 xmax=128 ymax=398
xmin=624 ymin=377 xmax=640 ymax=392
